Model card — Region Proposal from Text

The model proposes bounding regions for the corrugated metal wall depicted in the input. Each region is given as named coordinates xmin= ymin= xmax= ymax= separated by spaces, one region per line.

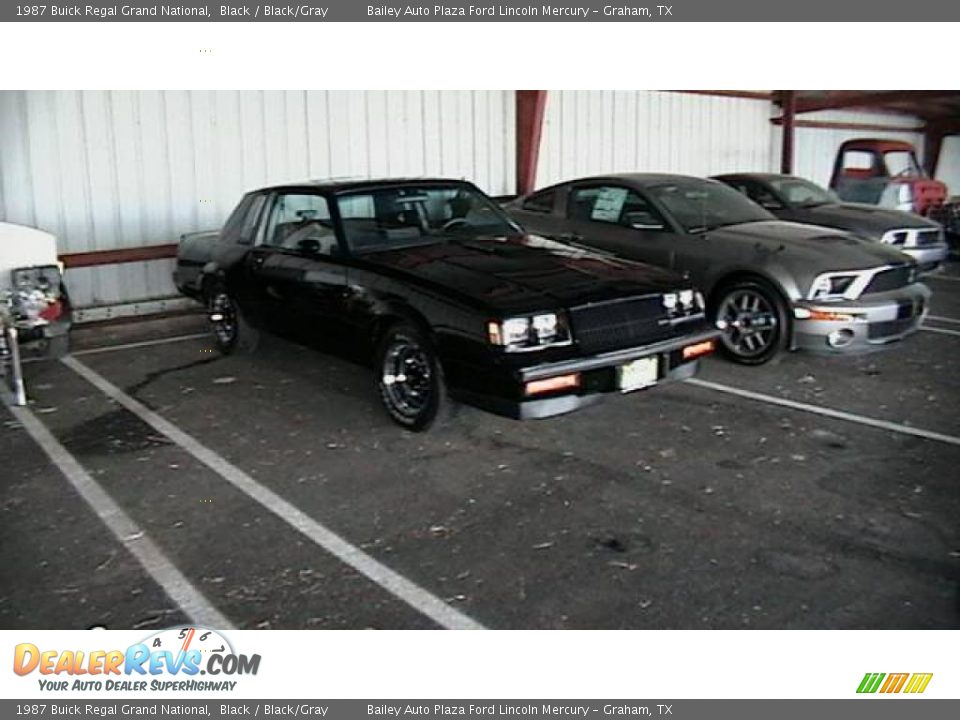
xmin=788 ymin=110 xmax=925 ymax=187
xmin=536 ymin=91 xmax=776 ymax=186
xmin=1 ymin=90 xmax=953 ymax=312
xmin=935 ymin=136 xmax=960 ymax=195
xmin=0 ymin=90 xmax=516 ymax=308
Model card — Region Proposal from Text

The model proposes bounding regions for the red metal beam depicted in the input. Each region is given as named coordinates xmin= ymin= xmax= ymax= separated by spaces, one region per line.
xmin=516 ymin=90 xmax=548 ymax=196
xmin=771 ymin=117 xmax=923 ymax=133
xmin=60 ymin=244 xmax=178 ymax=269
xmin=779 ymin=91 xmax=796 ymax=174
xmin=671 ymin=90 xmax=774 ymax=101
xmin=793 ymin=90 xmax=959 ymax=114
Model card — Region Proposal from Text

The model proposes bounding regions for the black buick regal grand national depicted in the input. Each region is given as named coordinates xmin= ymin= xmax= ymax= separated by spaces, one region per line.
xmin=175 ymin=179 xmax=718 ymax=431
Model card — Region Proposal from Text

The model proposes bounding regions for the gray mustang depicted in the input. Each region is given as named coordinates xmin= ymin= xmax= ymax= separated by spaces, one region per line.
xmin=505 ymin=174 xmax=931 ymax=365
xmin=713 ymin=173 xmax=949 ymax=272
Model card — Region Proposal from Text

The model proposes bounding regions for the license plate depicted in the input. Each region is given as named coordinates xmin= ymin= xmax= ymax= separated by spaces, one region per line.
xmin=618 ymin=356 xmax=659 ymax=393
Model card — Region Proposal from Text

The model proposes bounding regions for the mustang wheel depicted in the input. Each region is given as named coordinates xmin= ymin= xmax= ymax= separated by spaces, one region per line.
xmin=206 ymin=286 xmax=259 ymax=355
xmin=715 ymin=280 xmax=788 ymax=365
xmin=376 ymin=322 xmax=450 ymax=431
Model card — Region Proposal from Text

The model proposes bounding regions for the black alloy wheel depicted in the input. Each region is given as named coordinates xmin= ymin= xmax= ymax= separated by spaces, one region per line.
xmin=376 ymin=322 xmax=449 ymax=431
xmin=715 ymin=280 xmax=789 ymax=365
xmin=206 ymin=286 xmax=259 ymax=355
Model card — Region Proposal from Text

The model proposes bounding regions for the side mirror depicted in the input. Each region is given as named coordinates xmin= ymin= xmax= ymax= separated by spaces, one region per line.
xmin=624 ymin=211 xmax=665 ymax=231
xmin=297 ymin=238 xmax=322 ymax=255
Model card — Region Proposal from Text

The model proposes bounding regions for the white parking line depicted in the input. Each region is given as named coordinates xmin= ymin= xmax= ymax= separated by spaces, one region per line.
xmin=922 ymin=326 xmax=960 ymax=337
xmin=926 ymin=315 xmax=960 ymax=324
xmin=61 ymin=355 xmax=486 ymax=631
xmin=4 ymin=399 xmax=235 ymax=630
xmin=927 ymin=274 xmax=960 ymax=283
xmin=71 ymin=333 xmax=209 ymax=356
xmin=686 ymin=378 xmax=960 ymax=447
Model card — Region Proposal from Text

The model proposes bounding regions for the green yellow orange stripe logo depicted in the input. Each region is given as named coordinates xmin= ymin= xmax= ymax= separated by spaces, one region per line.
xmin=857 ymin=672 xmax=933 ymax=694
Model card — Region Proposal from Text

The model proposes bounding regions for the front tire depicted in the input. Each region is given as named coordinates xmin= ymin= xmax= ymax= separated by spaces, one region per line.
xmin=206 ymin=285 xmax=259 ymax=355
xmin=375 ymin=322 xmax=450 ymax=432
xmin=714 ymin=279 xmax=789 ymax=365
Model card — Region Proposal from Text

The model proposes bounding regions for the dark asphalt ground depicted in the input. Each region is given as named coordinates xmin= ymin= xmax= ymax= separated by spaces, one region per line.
xmin=3 ymin=268 xmax=959 ymax=630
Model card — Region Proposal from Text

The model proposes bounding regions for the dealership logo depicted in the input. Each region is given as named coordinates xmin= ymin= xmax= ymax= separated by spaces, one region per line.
xmin=13 ymin=627 xmax=260 ymax=692
xmin=857 ymin=672 xmax=933 ymax=694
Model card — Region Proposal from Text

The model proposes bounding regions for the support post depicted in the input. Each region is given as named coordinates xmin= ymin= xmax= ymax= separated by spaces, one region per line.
xmin=779 ymin=90 xmax=796 ymax=175
xmin=924 ymin=128 xmax=944 ymax=177
xmin=516 ymin=90 xmax=547 ymax=197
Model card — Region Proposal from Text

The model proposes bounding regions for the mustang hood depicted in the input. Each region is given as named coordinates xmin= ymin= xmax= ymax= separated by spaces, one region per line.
xmin=792 ymin=202 xmax=939 ymax=238
xmin=708 ymin=220 xmax=914 ymax=272
xmin=361 ymin=234 xmax=689 ymax=314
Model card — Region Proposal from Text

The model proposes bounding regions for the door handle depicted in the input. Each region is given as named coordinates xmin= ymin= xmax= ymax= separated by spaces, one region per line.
xmin=249 ymin=253 xmax=266 ymax=268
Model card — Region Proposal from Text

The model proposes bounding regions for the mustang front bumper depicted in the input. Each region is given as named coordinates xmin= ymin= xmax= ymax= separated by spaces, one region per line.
xmin=901 ymin=243 xmax=949 ymax=272
xmin=791 ymin=283 xmax=930 ymax=354
xmin=453 ymin=328 xmax=720 ymax=420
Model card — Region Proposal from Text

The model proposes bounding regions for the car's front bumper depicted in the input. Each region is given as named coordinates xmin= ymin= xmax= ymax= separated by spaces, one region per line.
xmin=452 ymin=328 xmax=720 ymax=420
xmin=901 ymin=242 xmax=949 ymax=272
xmin=791 ymin=283 xmax=930 ymax=354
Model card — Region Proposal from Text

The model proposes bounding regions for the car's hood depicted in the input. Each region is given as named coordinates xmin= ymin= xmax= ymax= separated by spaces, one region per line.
xmin=787 ymin=202 xmax=939 ymax=238
xmin=360 ymin=233 xmax=689 ymax=314
xmin=707 ymin=220 xmax=913 ymax=272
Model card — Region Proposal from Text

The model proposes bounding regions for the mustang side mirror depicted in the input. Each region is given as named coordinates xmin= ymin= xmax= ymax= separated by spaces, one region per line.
xmin=624 ymin=211 xmax=665 ymax=231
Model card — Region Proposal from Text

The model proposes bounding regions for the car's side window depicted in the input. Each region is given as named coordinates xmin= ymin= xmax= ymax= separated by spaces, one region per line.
xmin=522 ymin=189 xmax=556 ymax=214
xmin=569 ymin=186 xmax=667 ymax=231
xmin=262 ymin=193 xmax=338 ymax=255
xmin=237 ymin=194 xmax=268 ymax=245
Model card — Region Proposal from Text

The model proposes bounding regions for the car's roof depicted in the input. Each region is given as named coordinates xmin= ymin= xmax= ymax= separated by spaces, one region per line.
xmin=251 ymin=177 xmax=473 ymax=194
xmin=712 ymin=172 xmax=788 ymax=182
xmin=534 ymin=173 xmax=726 ymax=192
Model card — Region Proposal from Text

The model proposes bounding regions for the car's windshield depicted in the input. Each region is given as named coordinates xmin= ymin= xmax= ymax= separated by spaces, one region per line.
xmin=647 ymin=180 xmax=773 ymax=233
xmin=336 ymin=184 xmax=516 ymax=253
xmin=768 ymin=177 xmax=836 ymax=207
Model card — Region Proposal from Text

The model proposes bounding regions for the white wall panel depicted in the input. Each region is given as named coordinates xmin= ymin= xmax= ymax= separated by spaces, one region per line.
xmin=0 ymin=90 xmax=516 ymax=308
xmin=789 ymin=110 xmax=925 ymax=188
xmin=537 ymin=91 xmax=775 ymax=188
xmin=935 ymin=136 xmax=960 ymax=195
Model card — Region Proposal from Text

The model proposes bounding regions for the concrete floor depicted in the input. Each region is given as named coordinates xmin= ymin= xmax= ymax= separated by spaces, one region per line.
xmin=2 ymin=269 xmax=959 ymax=630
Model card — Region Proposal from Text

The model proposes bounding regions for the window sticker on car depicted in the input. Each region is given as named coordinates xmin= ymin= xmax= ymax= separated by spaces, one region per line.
xmin=591 ymin=187 xmax=628 ymax=222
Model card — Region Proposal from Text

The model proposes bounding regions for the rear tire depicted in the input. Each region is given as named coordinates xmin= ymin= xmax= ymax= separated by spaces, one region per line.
xmin=205 ymin=284 xmax=259 ymax=355
xmin=375 ymin=322 xmax=452 ymax=432
xmin=714 ymin=279 xmax=789 ymax=365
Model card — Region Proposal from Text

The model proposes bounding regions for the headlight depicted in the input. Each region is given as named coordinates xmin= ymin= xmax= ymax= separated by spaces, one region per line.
xmin=663 ymin=289 xmax=702 ymax=315
xmin=809 ymin=273 xmax=859 ymax=300
xmin=9 ymin=265 xmax=66 ymax=325
xmin=487 ymin=312 xmax=571 ymax=351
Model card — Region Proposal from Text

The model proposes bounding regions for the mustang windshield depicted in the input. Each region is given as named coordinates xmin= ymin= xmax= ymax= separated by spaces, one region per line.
xmin=768 ymin=177 xmax=837 ymax=208
xmin=648 ymin=180 xmax=774 ymax=233
xmin=337 ymin=184 xmax=517 ymax=252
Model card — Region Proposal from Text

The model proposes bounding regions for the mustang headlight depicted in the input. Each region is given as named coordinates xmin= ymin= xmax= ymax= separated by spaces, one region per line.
xmin=809 ymin=273 xmax=859 ymax=301
xmin=488 ymin=312 xmax=570 ymax=351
